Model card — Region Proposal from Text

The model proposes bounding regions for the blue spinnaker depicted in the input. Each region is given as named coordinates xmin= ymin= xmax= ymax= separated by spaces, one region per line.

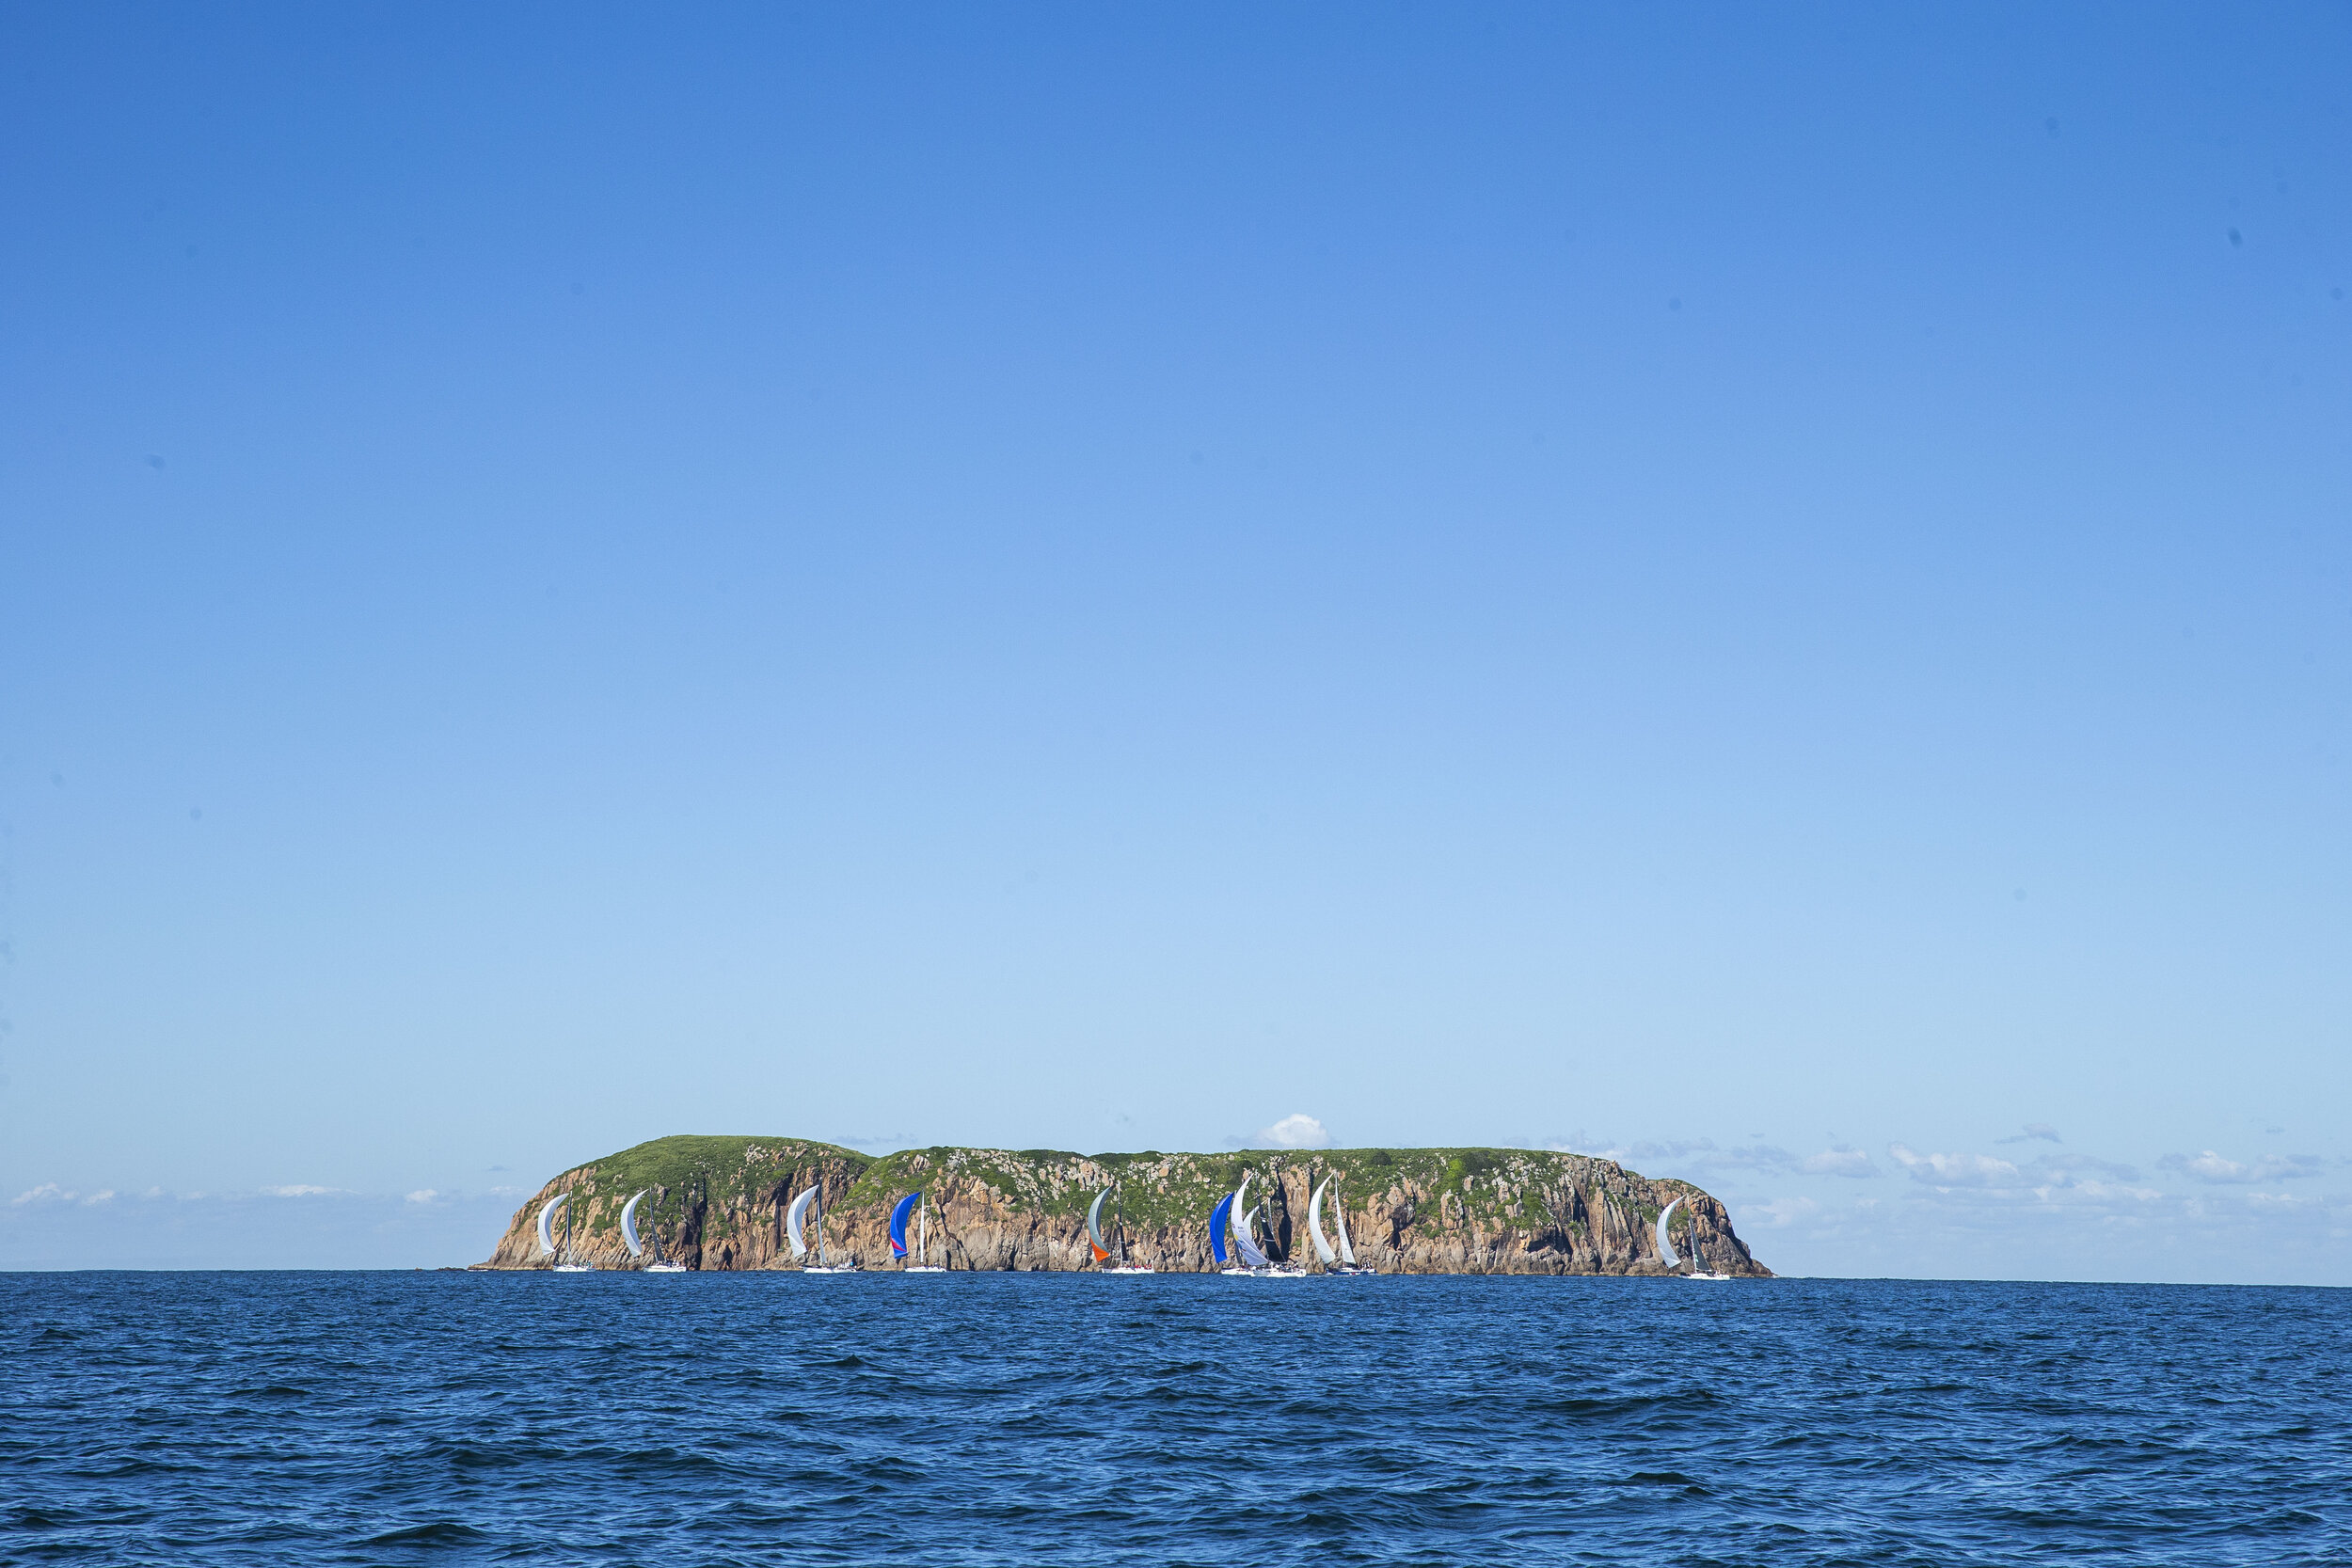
xmin=889 ymin=1192 xmax=919 ymax=1258
xmin=1209 ymin=1193 xmax=1234 ymax=1265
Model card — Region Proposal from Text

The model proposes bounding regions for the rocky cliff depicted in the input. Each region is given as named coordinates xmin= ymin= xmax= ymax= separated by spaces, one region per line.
xmin=480 ymin=1135 xmax=1769 ymax=1276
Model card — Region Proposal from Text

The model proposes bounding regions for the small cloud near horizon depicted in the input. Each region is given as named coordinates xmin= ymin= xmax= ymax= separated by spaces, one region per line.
xmin=2159 ymin=1150 xmax=2325 ymax=1185
xmin=1889 ymin=1145 xmax=2022 ymax=1187
xmin=260 ymin=1184 xmax=342 ymax=1197
xmin=1252 ymin=1114 xmax=1331 ymax=1150
xmin=1745 ymin=1196 xmax=1820 ymax=1228
xmin=1552 ymin=1139 xmax=1879 ymax=1180
xmin=1996 ymin=1123 xmax=2063 ymax=1145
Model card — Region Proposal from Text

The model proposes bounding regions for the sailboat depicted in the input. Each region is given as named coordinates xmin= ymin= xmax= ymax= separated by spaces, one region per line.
xmin=1092 ymin=1187 xmax=1153 ymax=1274
xmin=1687 ymin=1221 xmax=1735 ymax=1282
xmin=1656 ymin=1196 xmax=1733 ymax=1281
xmin=788 ymin=1181 xmax=859 ymax=1274
xmin=1087 ymin=1189 xmax=1114 ymax=1268
xmin=892 ymin=1191 xmax=948 ymax=1272
xmin=541 ymin=1191 xmax=594 ymax=1271
xmin=621 ymin=1188 xmax=689 ymax=1273
xmin=1308 ymin=1178 xmax=1374 ymax=1275
xmin=1222 ymin=1174 xmax=1307 ymax=1278
xmin=1208 ymin=1190 xmax=1248 ymax=1275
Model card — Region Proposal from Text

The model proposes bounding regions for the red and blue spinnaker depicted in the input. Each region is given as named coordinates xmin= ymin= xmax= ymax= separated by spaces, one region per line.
xmin=888 ymin=1192 xmax=920 ymax=1259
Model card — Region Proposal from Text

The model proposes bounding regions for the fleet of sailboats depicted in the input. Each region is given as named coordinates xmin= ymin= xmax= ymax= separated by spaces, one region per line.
xmin=534 ymin=1166 xmax=1738 ymax=1280
xmin=1210 ymin=1173 xmax=1309 ymax=1277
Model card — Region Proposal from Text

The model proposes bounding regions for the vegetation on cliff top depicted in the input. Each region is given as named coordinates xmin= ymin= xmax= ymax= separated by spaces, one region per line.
xmin=541 ymin=1134 xmax=1711 ymax=1241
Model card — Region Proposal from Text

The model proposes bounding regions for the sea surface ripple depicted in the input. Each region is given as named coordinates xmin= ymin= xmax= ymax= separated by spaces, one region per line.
xmin=5 ymin=1273 xmax=2346 ymax=1564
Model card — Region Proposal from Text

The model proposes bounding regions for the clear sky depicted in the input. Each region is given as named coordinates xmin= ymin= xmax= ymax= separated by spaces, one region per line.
xmin=3 ymin=4 xmax=2347 ymax=1279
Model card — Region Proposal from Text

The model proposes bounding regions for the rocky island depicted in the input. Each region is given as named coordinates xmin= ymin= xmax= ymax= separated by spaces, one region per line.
xmin=480 ymin=1136 xmax=1769 ymax=1276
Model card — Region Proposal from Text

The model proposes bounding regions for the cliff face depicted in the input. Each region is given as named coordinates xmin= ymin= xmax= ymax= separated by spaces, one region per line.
xmin=479 ymin=1135 xmax=1769 ymax=1276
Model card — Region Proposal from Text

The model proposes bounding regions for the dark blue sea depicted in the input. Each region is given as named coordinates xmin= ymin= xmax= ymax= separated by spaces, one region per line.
xmin=6 ymin=1273 xmax=2345 ymax=1565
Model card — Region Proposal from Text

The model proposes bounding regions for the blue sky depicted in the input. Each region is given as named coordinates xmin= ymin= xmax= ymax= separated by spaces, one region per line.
xmin=3 ymin=4 xmax=2347 ymax=1279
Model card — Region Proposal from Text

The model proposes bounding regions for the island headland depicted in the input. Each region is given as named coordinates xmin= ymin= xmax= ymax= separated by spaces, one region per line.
xmin=480 ymin=1136 xmax=1770 ymax=1275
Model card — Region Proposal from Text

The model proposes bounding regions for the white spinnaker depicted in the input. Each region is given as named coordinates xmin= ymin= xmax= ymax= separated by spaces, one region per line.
xmin=1307 ymin=1180 xmax=1338 ymax=1264
xmin=1334 ymin=1189 xmax=1357 ymax=1266
xmin=621 ymin=1189 xmax=648 ymax=1258
xmin=537 ymin=1195 xmax=566 ymax=1259
xmin=1087 ymin=1189 xmax=1111 ymax=1255
xmin=1655 ymin=1196 xmax=1684 ymax=1268
xmin=1236 ymin=1204 xmax=1273 ymax=1268
xmin=786 ymin=1185 xmax=818 ymax=1259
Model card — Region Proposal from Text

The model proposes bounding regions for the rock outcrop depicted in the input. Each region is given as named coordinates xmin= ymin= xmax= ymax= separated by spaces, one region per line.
xmin=478 ymin=1135 xmax=1769 ymax=1276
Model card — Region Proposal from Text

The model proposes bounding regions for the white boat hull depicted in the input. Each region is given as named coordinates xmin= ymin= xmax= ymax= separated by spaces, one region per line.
xmin=1104 ymin=1266 xmax=1155 ymax=1275
xmin=902 ymin=1266 xmax=948 ymax=1274
xmin=552 ymin=1264 xmax=594 ymax=1273
xmin=645 ymin=1264 xmax=689 ymax=1274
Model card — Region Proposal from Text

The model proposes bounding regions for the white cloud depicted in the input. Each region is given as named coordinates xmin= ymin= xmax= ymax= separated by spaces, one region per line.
xmin=11 ymin=1183 xmax=73 ymax=1206
xmin=1549 ymin=1138 xmax=1879 ymax=1180
xmin=2159 ymin=1150 xmax=2326 ymax=1185
xmin=1746 ymin=1196 xmax=1820 ymax=1228
xmin=1799 ymin=1147 xmax=1882 ymax=1179
xmin=1253 ymin=1114 xmax=1331 ymax=1150
xmin=261 ymin=1184 xmax=341 ymax=1197
xmin=82 ymin=1190 xmax=116 ymax=1206
xmin=1889 ymin=1145 xmax=2022 ymax=1187
xmin=1545 ymin=1136 xmax=1717 ymax=1166
xmin=405 ymin=1189 xmax=439 ymax=1204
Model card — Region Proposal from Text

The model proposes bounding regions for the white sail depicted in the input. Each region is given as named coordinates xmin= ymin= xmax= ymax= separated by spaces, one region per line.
xmin=1334 ymin=1187 xmax=1358 ymax=1266
xmin=1656 ymin=1196 xmax=1684 ymax=1268
xmin=536 ymin=1194 xmax=566 ymax=1259
xmin=621 ymin=1190 xmax=648 ymax=1259
xmin=1235 ymin=1204 xmax=1273 ymax=1268
xmin=786 ymin=1185 xmax=818 ymax=1259
xmin=1307 ymin=1180 xmax=1338 ymax=1265
xmin=1087 ymin=1190 xmax=1111 ymax=1258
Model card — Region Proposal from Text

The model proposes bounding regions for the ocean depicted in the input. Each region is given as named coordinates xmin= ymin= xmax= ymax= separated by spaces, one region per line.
xmin=6 ymin=1272 xmax=2344 ymax=1564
